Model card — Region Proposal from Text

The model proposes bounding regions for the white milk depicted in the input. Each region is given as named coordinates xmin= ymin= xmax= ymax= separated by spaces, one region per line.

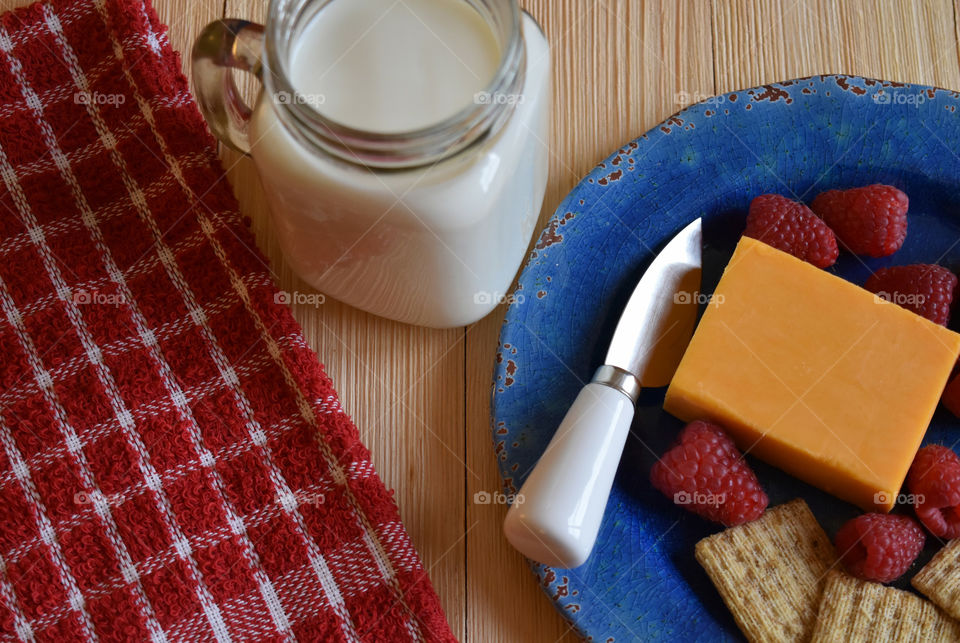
xmin=290 ymin=0 xmax=501 ymax=132
xmin=250 ymin=1 xmax=550 ymax=327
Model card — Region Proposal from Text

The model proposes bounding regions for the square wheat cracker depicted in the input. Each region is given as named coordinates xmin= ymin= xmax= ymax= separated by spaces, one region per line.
xmin=813 ymin=571 xmax=960 ymax=642
xmin=695 ymin=499 xmax=836 ymax=642
xmin=913 ymin=538 xmax=960 ymax=621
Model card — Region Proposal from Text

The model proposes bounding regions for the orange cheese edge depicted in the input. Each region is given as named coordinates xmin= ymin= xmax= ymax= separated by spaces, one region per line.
xmin=664 ymin=237 xmax=960 ymax=512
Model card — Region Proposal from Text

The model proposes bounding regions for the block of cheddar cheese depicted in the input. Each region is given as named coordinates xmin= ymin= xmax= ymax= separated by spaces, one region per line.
xmin=664 ymin=237 xmax=960 ymax=512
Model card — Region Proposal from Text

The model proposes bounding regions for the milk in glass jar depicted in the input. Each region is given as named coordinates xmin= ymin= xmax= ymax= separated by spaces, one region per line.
xmin=193 ymin=0 xmax=550 ymax=327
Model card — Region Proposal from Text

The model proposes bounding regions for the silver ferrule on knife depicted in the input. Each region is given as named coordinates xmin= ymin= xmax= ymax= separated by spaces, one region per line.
xmin=592 ymin=365 xmax=641 ymax=405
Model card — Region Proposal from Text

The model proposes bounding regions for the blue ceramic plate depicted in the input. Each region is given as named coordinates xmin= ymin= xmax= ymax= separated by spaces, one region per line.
xmin=491 ymin=75 xmax=960 ymax=641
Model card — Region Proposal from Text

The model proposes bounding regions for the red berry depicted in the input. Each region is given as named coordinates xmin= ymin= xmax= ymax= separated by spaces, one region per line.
xmin=942 ymin=374 xmax=960 ymax=418
xmin=908 ymin=445 xmax=960 ymax=538
xmin=810 ymin=184 xmax=908 ymax=257
xmin=865 ymin=264 xmax=957 ymax=326
xmin=834 ymin=513 xmax=924 ymax=583
xmin=743 ymin=194 xmax=839 ymax=268
xmin=650 ymin=420 xmax=768 ymax=526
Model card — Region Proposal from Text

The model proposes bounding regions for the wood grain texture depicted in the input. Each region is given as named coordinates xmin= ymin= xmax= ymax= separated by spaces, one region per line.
xmin=712 ymin=0 xmax=960 ymax=89
xmin=7 ymin=0 xmax=958 ymax=640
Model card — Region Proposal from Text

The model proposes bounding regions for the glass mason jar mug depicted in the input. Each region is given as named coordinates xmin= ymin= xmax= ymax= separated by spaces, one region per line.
xmin=192 ymin=0 xmax=550 ymax=328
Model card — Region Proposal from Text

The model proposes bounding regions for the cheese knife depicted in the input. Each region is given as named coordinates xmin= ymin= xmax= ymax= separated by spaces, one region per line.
xmin=503 ymin=218 xmax=702 ymax=568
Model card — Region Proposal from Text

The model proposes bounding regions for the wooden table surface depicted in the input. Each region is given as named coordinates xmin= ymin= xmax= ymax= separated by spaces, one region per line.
xmin=11 ymin=0 xmax=957 ymax=640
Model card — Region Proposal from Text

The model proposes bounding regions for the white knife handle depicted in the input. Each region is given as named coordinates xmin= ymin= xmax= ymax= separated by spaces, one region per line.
xmin=504 ymin=367 xmax=638 ymax=568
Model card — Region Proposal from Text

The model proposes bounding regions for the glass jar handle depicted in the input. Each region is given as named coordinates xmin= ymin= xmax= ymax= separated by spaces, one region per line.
xmin=191 ymin=19 xmax=264 ymax=154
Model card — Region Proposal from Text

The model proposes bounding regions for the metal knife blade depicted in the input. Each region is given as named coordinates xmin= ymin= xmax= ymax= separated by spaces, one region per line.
xmin=605 ymin=218 xmax=702 ymax=388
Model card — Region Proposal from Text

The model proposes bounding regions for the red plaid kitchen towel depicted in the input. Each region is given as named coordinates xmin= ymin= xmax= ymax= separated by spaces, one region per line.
xmin=0 ymin=0 xmax=455 ymax=640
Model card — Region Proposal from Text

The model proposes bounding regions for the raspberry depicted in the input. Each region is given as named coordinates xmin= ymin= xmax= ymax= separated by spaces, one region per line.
xmin=650 ymin=420 xmax=768 ymax=526
xmin=865 ymin=264 xmax=957 ymax=326
xmin=942 ymin=373 xmax=960 ymax=418
xmin=907 ymin=445 xmax=960 ymax=538
xmin=810 ymin=184 xmax=908 ymax=257
xmin=834 ymin=513 xmax=925 ymax=583
xmin=743 ymin=194 xmax=839 ymax=268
